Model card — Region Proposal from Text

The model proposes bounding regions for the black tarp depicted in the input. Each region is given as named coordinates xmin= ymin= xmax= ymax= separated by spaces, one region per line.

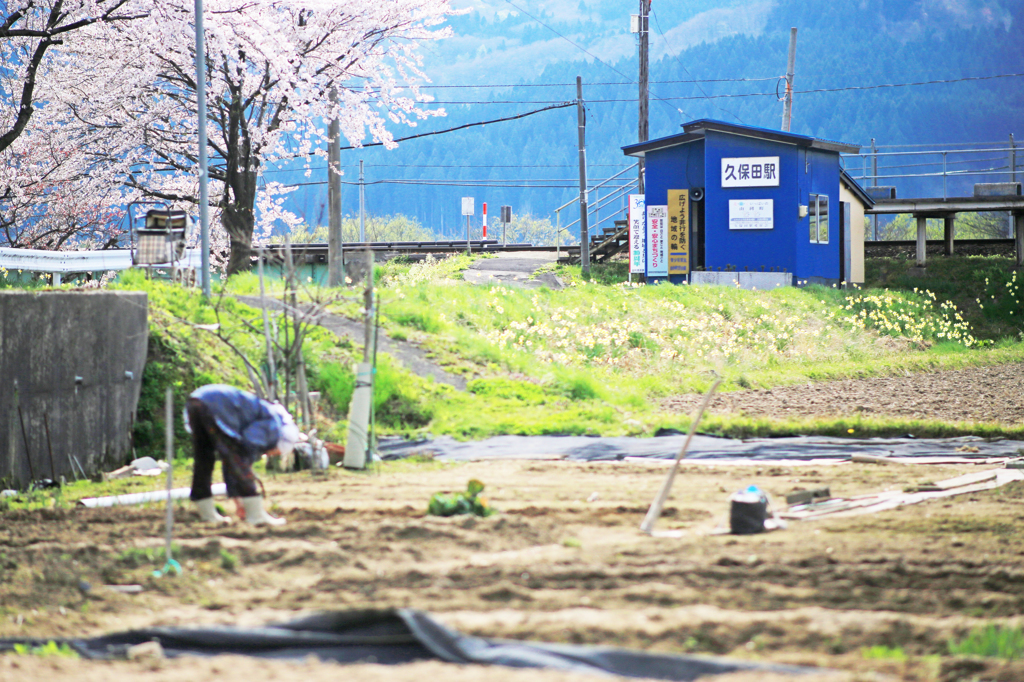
xmin=377 ymin=433 xmax=1024 ymax=463
xmin=0 ymin=609 xmax=818 ymax=680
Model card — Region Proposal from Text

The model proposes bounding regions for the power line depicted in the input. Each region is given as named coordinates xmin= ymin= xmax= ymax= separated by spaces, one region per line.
xmin=262 ymin=163 xmax=633 ymax=174
xmin=392 ymin=72 xmax=1024 ymax=105
xmin=406 ymin=77 xmax=780 ymax=89
xmin=335 ymin=101 xmax=574 ymax=151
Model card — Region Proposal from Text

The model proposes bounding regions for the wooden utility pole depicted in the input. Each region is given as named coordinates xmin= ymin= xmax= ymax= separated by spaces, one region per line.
xmin=781 ymin=27 xmax=797 ymax=132
xmin=638 ymin=0 xmax=650 ymax=194
xmin=327 ymin=88 xmax=344 ymax=287
xmin=577 ymin=76 xmax=590 ymax=276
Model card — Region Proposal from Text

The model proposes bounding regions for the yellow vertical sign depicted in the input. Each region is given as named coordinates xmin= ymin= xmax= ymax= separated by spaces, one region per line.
xmin=667 ymin=189 xmax=689 ymax=275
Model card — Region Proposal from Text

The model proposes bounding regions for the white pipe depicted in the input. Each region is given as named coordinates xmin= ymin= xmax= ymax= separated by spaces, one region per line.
xmin=78 ymin=483 xmax=226 ymax=508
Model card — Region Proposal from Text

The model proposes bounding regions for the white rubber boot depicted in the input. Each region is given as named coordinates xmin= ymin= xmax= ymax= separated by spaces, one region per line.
xmin=194 ymin=497 xmax=231 ymax=524
xmin=241 ymin=496 xmax=286 ymax=526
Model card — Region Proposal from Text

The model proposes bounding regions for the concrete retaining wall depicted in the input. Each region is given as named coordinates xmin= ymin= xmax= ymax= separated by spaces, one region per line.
xmin=1 ymin=290 xmax=148 ymax=487
xmin=690 ymin=271 xmax=793 ymax=290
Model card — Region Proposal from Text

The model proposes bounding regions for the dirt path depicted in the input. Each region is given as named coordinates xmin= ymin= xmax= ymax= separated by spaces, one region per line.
xmin=3 ymin=459 xmax=1024 ymax=681
xmin=663 ymin=362 xmax=1024 ymax=425
xmin=235 ymin=295 xmax=466 ymax=390
xmin=463 ymin=251 xmax=564 ymax=289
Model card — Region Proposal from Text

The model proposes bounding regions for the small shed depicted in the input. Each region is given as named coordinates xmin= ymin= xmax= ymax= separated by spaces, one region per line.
xmin=622 ymin=120 xmax=871 ymax=286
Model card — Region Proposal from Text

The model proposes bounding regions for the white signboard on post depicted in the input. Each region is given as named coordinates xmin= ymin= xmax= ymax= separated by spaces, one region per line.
xmin=728 ymin=199 xmax=774 ymax=230
xmin=461 ymin=197 xmax=474 ymax=216
xmin=628 ymin=194 xmax=645 ymax=273
xmin=721 ymin=157 xmax=779 ymax=188
xmin=646 ymin=205 xmax=668 ymax=277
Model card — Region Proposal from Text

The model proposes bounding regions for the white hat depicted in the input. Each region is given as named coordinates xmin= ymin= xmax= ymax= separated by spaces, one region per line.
xmin=268 ymin=403 xmax=302 ymax=456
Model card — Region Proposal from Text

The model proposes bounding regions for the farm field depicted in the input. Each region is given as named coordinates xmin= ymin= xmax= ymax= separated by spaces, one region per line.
xmin=2 ymin=456 xmax=1024 ymax=681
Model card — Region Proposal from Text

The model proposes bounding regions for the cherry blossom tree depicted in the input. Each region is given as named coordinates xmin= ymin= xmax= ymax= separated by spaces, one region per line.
xmin=0 ymin=0 xmax=146 ymax=153
xmin=43 ymin=0 xmax=455 ymax=273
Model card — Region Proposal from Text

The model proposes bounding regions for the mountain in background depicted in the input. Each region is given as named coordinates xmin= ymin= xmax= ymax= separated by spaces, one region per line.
xmin=268 ymin=0 xmax=1024 ymax=240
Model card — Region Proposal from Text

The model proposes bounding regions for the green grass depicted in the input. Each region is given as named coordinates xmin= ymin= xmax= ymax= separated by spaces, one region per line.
xmin=866 ymin=254 xmax=1024 ymax=340
xmin=948 ymin=625 xmax=1024 ymax=659
xmin=862 ymin=645 xmax=908 ymax=661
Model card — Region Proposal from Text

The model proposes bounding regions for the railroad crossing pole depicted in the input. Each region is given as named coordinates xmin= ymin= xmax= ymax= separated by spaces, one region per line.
xmin=781 ymin=27 xmax=797 ymax=132
xmin=577 ymin=76 xmax=590 ymax=277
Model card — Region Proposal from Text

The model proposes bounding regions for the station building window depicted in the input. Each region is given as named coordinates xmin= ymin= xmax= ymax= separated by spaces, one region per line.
xmin=809 ymin=194 xmax=829 ymax=244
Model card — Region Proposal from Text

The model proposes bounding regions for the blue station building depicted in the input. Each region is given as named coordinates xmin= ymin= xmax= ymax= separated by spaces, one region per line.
xmin=622 ymin=120 xmax=871 ymax=286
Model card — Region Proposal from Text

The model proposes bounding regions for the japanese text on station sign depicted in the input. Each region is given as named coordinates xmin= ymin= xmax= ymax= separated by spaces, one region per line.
xmin=721 ymin=156 xmax=779 ymax=188
xmin=646 ymin=205 xmax=668 ymax=277
xmin=666 ymin=189 xmax=689 ymax=275
xmin=628 ymin=194 xmax=645 ymax=274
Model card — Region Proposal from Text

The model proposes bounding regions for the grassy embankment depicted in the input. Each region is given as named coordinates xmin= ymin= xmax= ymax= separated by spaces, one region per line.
xmin=25 ymin=253 xmax=1022 ymax=459
xmin=301 ymin=253 xmax=1024 ymax=441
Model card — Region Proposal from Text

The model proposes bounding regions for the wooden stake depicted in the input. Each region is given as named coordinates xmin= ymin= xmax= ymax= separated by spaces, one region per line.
xmin=639 ymin=379 xmax=721 ymax=534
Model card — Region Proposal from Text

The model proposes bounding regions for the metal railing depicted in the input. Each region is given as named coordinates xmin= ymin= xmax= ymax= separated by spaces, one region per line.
xmin=843 ymin=137 xmax=1018 ymax=200
xmin=552 ymin=163 xmax=639 ymax=259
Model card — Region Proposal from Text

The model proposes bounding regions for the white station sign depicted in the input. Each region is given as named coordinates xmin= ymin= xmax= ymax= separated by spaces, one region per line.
xmin=461 ymin=197 xmax=474 ymax=216
xmin=646 ymin=205 xmax=668 ymax=277
xmin=628 ymin=194 xmax=645 ymax=274
xmin=721 ymin=156 xmax=779 ymax=188
xmin=728 ymin=199 xmax=774 ymax=230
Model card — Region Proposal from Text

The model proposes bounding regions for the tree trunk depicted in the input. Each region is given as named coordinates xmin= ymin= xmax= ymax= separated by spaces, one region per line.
xmin=222 ymin=199 xmax=255 ymax=275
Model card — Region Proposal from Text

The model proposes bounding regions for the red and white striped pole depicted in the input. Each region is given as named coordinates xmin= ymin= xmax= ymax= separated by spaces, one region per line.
xmin=482 ymin=202 xmax=488 ymax=239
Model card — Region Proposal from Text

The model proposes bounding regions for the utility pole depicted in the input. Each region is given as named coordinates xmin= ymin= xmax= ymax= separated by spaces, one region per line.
xmin=327 ymin=88 xmax=344 ymax=287
xmin=637 ymin=0 xmax=650 ymax=194
xmin=577 ymin=76 xmax=590 ymax=277
xmin=781 ymin=27 xmax=797 ymax=132
xmin=358 ymin=159 xmax=366 ymax=243
xmin=195 ymin=0 xmax=210 ymax=296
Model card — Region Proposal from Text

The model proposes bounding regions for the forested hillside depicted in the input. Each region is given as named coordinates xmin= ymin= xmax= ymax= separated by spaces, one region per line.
xmin=272 ymin=0 xmax=1024 ymax=239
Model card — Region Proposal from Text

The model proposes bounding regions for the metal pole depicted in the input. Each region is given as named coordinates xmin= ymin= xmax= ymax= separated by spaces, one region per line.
xmin=195 ymin=0 xmax=210 ymax=296
xmin=466 ymin=215 xmax=471 ymax=255
xmin=257 ymin=247 xmax=277 ymax=402
xmin=358 ymin=160 xmax=366 ymax=243
xmin=871 ymin=138 xmax=878 ymax=241
xmin=164 ymin=388 xmax=174 ymax=564
xmin=1011 ymin=133 xmax=1017 ymax=183
xmin=556 ymin=208 xmax=561 ymax=260
xmin=1011 ymin=134 xmax=1017 ymax=239
xmin=638 ymin=0 xmax=649 ymax=194
xmin=327 ymin=89 xmax=344 ymax=287
xmin=577 ymin=76 xmax=590 ymax=276
xmin=942 ymin=151 xmax=947 ymax=199
xmin=781 ymin=27 xmax=797 ymax=132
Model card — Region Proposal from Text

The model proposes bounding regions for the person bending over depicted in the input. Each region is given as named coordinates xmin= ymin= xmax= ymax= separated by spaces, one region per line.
xmin=184 ymin=384 xmax=300 ymax=526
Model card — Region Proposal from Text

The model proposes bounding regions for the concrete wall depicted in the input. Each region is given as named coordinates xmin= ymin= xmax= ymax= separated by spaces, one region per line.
xmin=1 ymin=290 xmax=147 ymax=487
xmin=690 ymin=271 xmax=793 ymax=290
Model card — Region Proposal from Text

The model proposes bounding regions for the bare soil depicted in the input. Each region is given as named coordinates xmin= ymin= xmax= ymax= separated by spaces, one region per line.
xmin=3 ymin=458 xmax=1024 ymax=682
xmin=662 ymin=362 xmax=1024 ymax=425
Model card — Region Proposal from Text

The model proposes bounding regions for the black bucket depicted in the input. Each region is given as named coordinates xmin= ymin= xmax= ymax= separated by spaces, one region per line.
xmin=730 ymin=486 xmax=768 ymax=535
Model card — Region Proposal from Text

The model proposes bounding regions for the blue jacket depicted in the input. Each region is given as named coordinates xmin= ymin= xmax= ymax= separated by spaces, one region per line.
xmin=191 ymin=385 xmax=281 ymax=457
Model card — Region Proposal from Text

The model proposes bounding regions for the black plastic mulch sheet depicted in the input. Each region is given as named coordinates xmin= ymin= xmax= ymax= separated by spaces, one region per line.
xmin=0 ymin=608 xmax=817 ymax=680
xmin=377 ymin=433 xmax=1024 ymax=462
